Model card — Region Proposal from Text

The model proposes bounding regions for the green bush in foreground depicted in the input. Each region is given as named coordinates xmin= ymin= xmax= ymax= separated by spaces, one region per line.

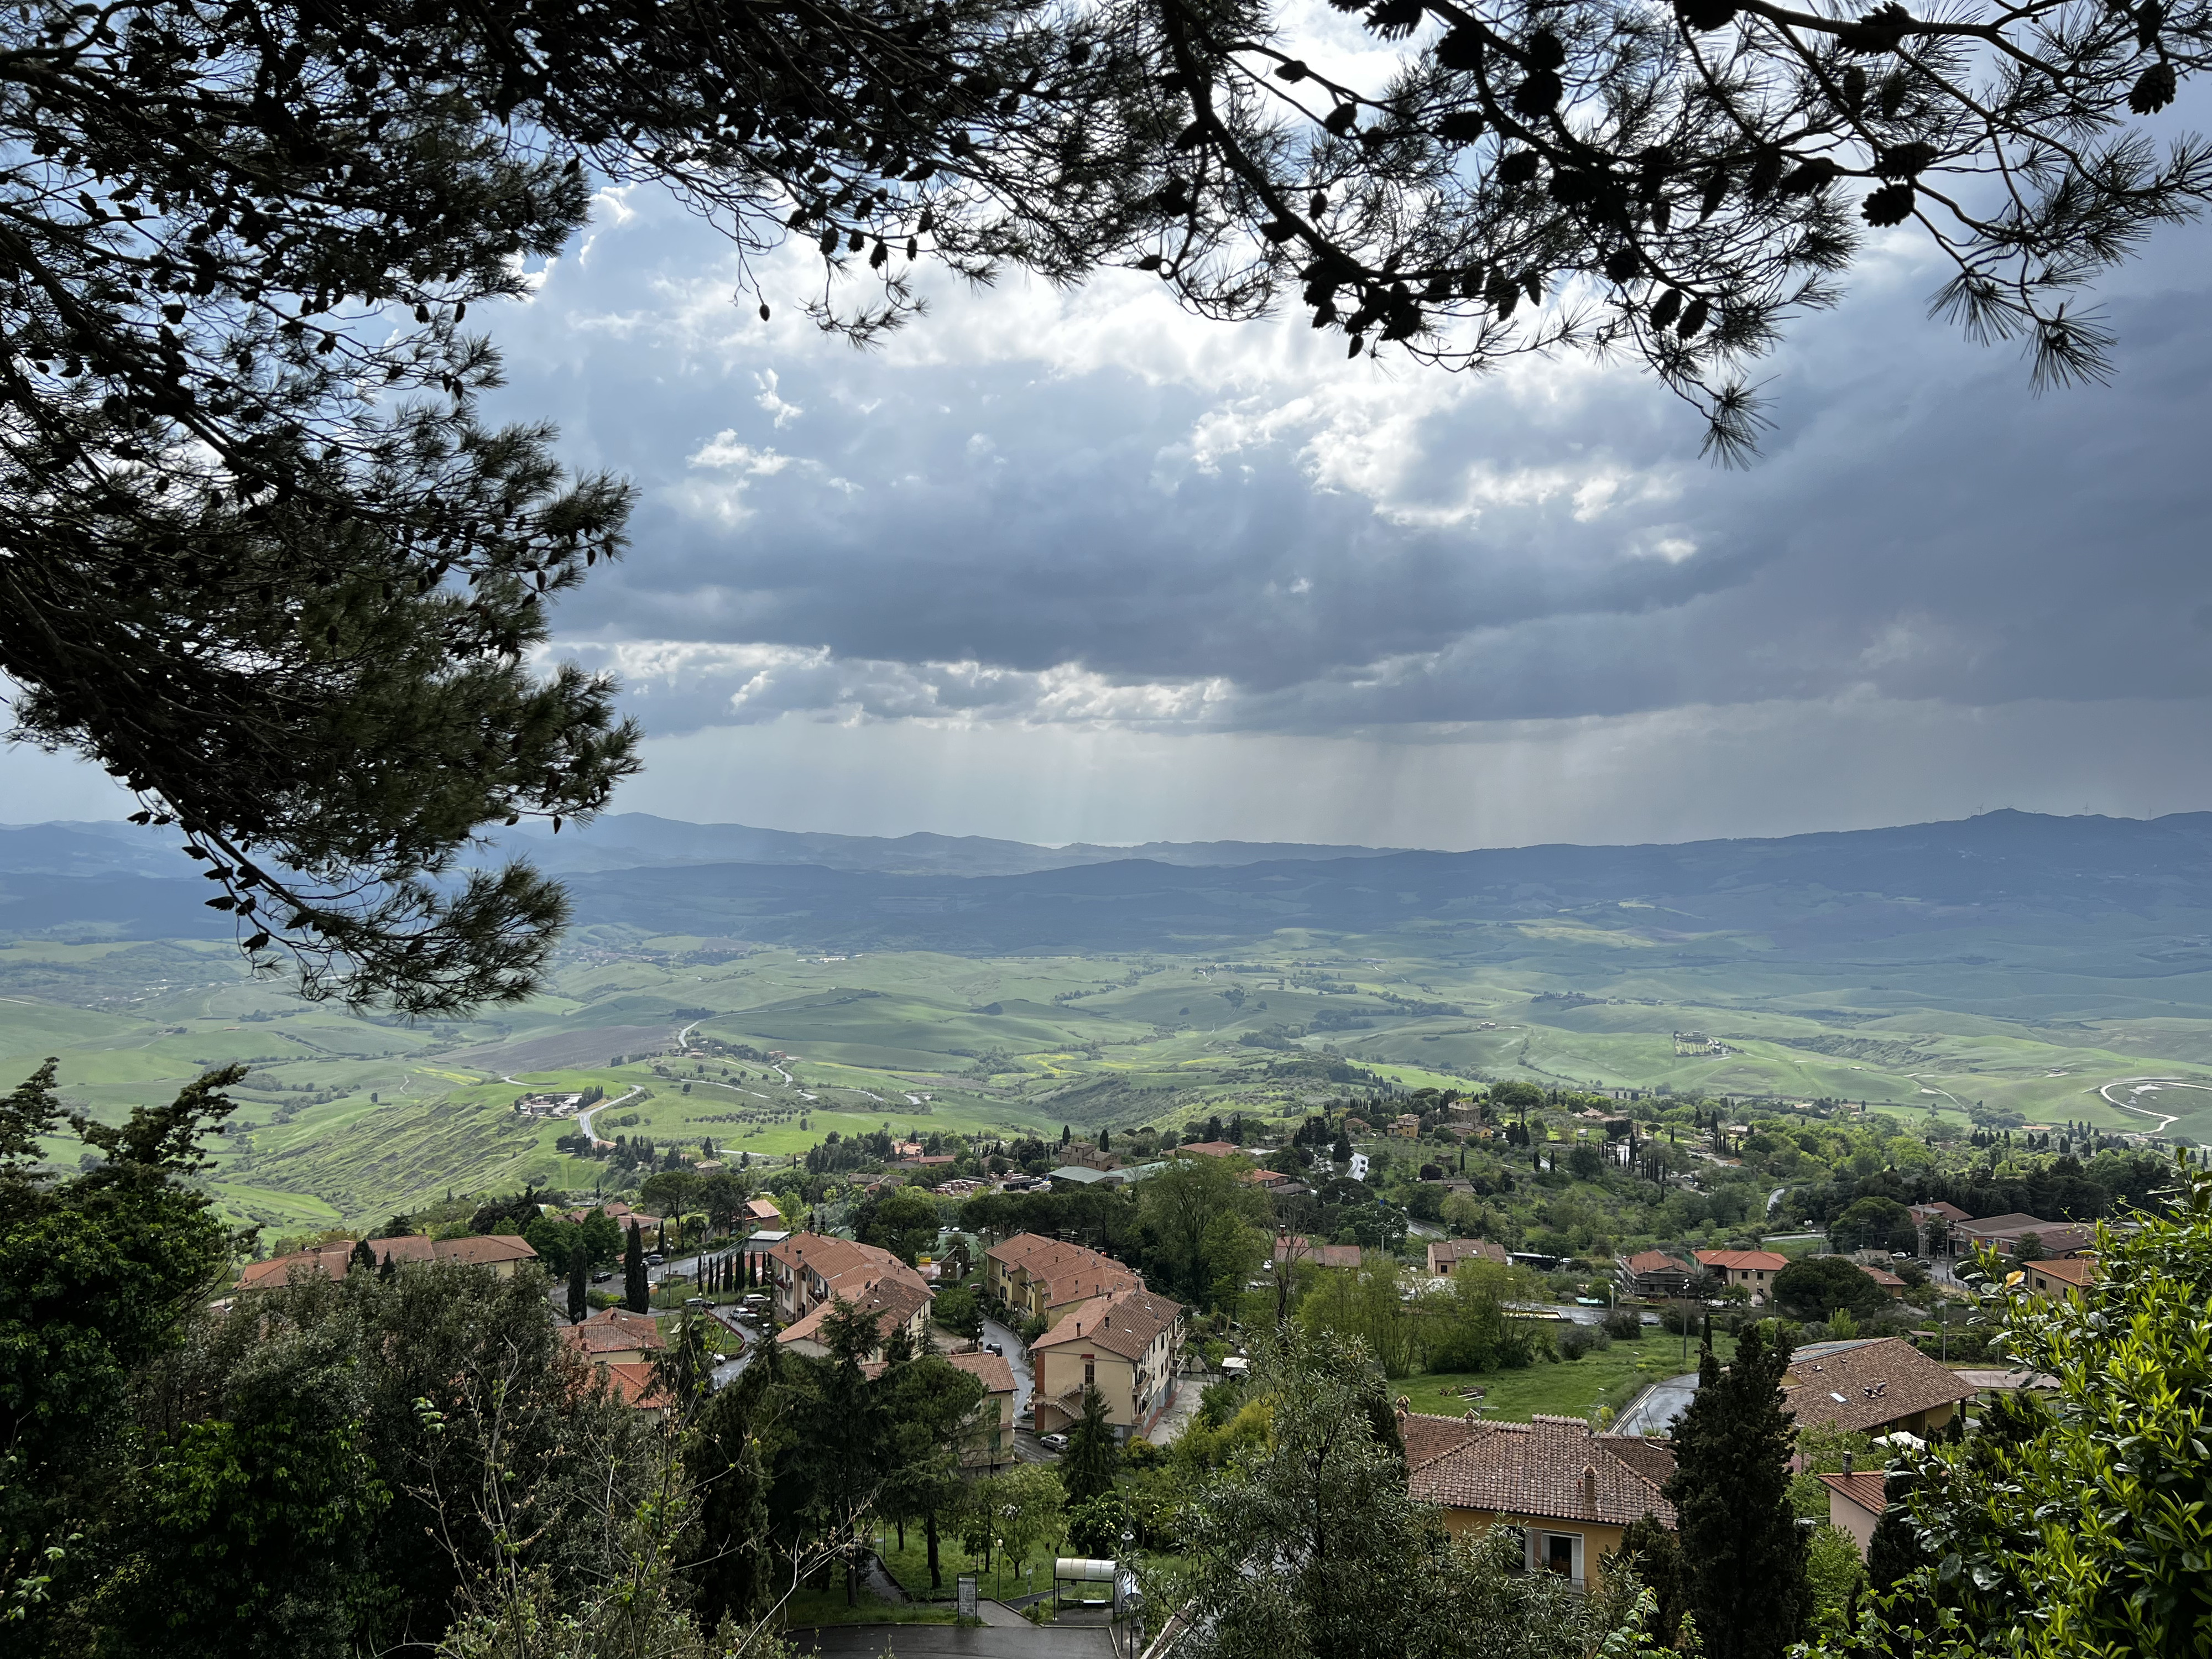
xmin=1814 ymin=1151 xmax=2212 ymax=1659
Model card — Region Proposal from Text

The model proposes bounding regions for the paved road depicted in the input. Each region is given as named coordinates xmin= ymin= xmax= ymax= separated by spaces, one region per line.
xmin=573 ymin=1084 xmax=642 ymax=1142
xmin=1614 ymin=1370 xmax=1699 ymax=1436
xmin=785 ymin=1625 xmax=1115 ymax=1658
xmin=981 ymin=1315 xmax=1034 ymax=1417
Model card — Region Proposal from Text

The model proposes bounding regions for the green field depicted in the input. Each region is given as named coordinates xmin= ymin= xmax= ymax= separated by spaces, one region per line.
xmin=1396 ymin=1327 xmax=1737 ymax=1425
xmin=13 ymin=917 xmax=2212 ymax=1230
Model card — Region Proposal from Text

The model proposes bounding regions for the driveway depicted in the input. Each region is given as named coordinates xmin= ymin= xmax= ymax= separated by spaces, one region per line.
xmin=785 ymin=1625 xmax=1115 ymax=1658
xmin=981 ymin=1315 xmax=1034 ymax=1417
xmin=1614 ymin=1371 xmax=1699 ymax=1436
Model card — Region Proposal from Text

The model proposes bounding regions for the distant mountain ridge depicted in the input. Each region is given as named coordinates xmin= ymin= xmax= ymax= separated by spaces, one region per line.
xmin=0 ymin=812 xmax=1406 ymax=881
xmin=7 ymin=809 xmax=2212 ymax=964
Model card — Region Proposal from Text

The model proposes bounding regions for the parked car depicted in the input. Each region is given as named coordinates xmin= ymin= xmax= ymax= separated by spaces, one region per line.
xmin=645 ymin=1253 xmax=664 ymax=1266
xmin=1039 ymin=1432 xmax=1069 ymax=1452
xmin=592 ymin=1270 xmax=614 ymax=1283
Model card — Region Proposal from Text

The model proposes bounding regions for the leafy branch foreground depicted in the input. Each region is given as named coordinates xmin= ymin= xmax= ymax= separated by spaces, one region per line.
xmin=3 ymin=0 xmax=2210 ymax=1009
xmin=5 ymin=1058 xmax=2212 ymax=1656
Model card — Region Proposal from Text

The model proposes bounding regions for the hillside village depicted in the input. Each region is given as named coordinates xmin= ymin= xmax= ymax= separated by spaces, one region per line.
xmin=209 ymin=1074 xmax=2164 ymax=1642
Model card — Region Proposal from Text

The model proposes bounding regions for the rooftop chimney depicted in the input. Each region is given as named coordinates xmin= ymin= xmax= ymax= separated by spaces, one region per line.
xmin=1582 ymin=1465 xmax=1598 ymax=1514
xmin=1842 ymin=1452 xmax=1854 ymax=1475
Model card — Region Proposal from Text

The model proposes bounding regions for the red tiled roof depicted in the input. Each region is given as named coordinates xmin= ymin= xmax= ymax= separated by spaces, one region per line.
xmin=1176 ymin=1141 xmax=1241 ymax=1157
xmin=1697 ymin=1249 xmax=1788 ymax=1271
xmin=1408 ymin=1415 xmax=1676 ymax=1528
xmin=600 ymin=1360 xmax=672 ymax=1410
xmin=1428 ymin=1239 xmax=1510 ymax=1271
xmin=1818 ymin=1470 xmax=1887 ymax=1517
xmin=778 ymin=1275 xmax=933 ymax=1350
xmin=1276 ymin=1237 xmax=1363 ymax=1270
xmin=1781 ymin=1337 xmax=1976 ymax=1433
xmin=1858 ymin=1262 xmax=1905 ymax=1288
xmin=943 ymin=1348 xmax=1019 ymax=1394
xmin=437 ymin=1234 xmax=537 ymax=1266
xmin=559 ymin=1308 xmax=667 ymax=1357
xmin=236 ymin=1233 xmax=536 ymax=1290
xmin=1030 ymin=1288 xmax=1182 ymax=1362
xmin=2026 ymin=1257 xmax=2099 ymax=1287
xmin=1399 ymin=1410 xmax=1482 ymax=1468
xmin=1623 ymin=1250 xmax=1694 ymax=1274
xmin=1910 ymin=1201 xmax=1971 ymax=1223
xmin=984 ymin=1232 xmax=1063 ymax=1269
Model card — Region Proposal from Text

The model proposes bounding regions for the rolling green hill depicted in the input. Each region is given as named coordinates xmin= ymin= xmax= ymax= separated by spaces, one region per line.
xmin=12 ymin=912 xmax=2212 ymax=1233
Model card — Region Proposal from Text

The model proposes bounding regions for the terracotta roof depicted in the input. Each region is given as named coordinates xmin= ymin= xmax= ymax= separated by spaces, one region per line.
xmin=559 ymin=1308 xmax=667 ymax=1357
xmin=1858 ymin=1262 xmax=1906 ymax=1288
xmin=436 ymin=1234 xmax=536 ymax=1266
xmin=1030 ymin=1288 xmax=1183 ymax=1362
xmin=985 ymin=1232 xmax=1065 ymax=1269
xmin=1781 ymin=1337 xmax=1976 ymax=1433
xmin=989 ymin=1235 xmax=1141 ymax=1303
xmin=1603 ymin=1436 xmax=1678 ymax=1490
xmin=236 ymin=1245 xmax=353 ymax=1290
xmin=1429 ymin=1239 xmax=1510 ymax=1271
xmin=741 ymin=1198 xmax=783 ymax=1221
xmin=778 ymin=1275 xmax=933 ymax=1350
xmin=1407 ymin=1415 xmax=1676 ymax=1528
xmin=1621 ymin=1250 xmax=1694 ymax=1274
xmin=600 ymin=1360 xmax=672 ymax=1410
xmin=2026 ymin=1258 xmax=2099 ymax=1287
xmin=1399 ymin=1410 xmax=1481 ymax=1468
xmin=1952 ymin=1215 xmax=2097 ymax=1255
xmin=1910 ymin=1201 xmax=1971 ymax=1223
xmin=942 ymin=1348 xmax=1019 ymax=1394
xmin=236 ymin=1233 xmax=536 ymax=1290
xmin=1818 ymin=1470 xmax=1888 ymax=1517
xmin=1176 ymin=1141 xmax=1241 ymax=1157
xmin=770 ymin=1232 xmax=926 ymax=1305
xmin=1276 ymin=1237 xmax=1363 ymax=1270
xmin=1697 ymin=1249 xmax=1788 ymax=1271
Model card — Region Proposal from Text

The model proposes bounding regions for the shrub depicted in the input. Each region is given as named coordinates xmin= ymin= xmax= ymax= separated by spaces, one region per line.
xmin=1558 ymin=1325 xmax=1611 ymax=1360
xmin=1601 ymin=1307 xmax=1642 ymax=1340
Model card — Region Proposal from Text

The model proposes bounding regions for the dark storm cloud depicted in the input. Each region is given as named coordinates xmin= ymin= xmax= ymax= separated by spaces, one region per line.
xmin=487 ymin=187 xmax=2212 ymax=738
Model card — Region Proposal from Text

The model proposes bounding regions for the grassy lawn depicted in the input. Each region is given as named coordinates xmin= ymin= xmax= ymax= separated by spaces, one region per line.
xmin=874 ymin=1528 xmax=1068 ymax=1604
xmin=777 ymin=1585 xmax=958 ymax=1627
xmin=1396 ymin=1328 xmax=1738 ymax=1425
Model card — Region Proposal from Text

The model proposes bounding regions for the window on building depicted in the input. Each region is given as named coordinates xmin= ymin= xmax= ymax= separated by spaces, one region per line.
xmin=1545 ymin=1535 xmax=1575 ymax=1577
xmin=1083 ymin=1358 xmax=1096 ymax=1389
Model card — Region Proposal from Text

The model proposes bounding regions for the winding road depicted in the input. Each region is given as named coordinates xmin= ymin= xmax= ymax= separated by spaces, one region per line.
xmin=575 ymin=1084 xmax=643 ymax=1142
xmin=2096 ymin=1076 xmax=2208 ymax=1135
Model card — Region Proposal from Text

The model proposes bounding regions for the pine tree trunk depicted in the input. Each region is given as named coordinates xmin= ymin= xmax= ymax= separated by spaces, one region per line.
xmin=926 ymin=1510 xmax=941 ymax=1589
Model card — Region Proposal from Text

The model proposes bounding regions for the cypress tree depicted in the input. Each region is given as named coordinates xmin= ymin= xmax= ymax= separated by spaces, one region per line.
xmin=624 ymin=1220 xmax=648 ymax=1313
xmin=568 ymin=1240 xmax=588 ymax=1323
xmin=1662 ymin=1322 xmax=1813 ymax=1659
xmin=1061 ymin=1386 xmax=1121 ymax=1506
xmin=349 ymin=1237 xmax=377 ymax=1275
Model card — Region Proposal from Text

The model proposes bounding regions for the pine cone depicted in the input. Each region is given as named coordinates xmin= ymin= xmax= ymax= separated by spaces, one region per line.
xmin=1438 ymin=110 xmax=1487 ymax=145
xmin=1651 ymin=289 xmax=1683 ymax=329
xmin=1678 ymin=298 xmax=1712 ymax=338
xmin=1674 ymin=0 xmax=1739 ymax=28
xmin=2129 ymin=61 xmax=2176 ymax=113
xmin=1436 ymin=27 xmax=1484 ymax=70
xmin=1511 ymin=69 xmax=1564 ymax=114
xmin=1861 ymin=182 xmax=1915 ymax=225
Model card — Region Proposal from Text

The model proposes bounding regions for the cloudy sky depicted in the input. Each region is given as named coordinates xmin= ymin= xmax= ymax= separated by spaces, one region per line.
xmin=20 ymin=79 xmax=2212 ymax=851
